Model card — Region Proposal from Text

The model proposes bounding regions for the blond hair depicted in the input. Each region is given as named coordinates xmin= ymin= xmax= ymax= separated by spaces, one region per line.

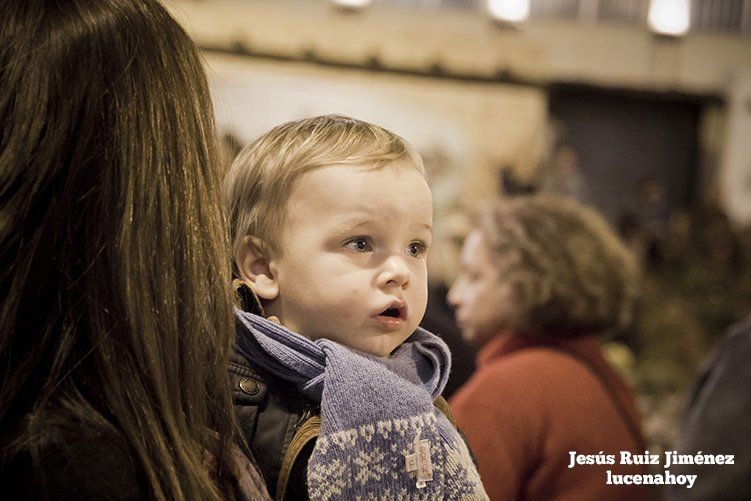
xmin=225 ymin=114 xmax=425 ymax=263
xmin=479 ymin=194 xmax=639 ymax=336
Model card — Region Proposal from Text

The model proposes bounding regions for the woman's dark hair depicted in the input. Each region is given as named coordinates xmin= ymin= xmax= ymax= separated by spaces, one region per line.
xmin=0 ymin=0 xmax=236 ymax=498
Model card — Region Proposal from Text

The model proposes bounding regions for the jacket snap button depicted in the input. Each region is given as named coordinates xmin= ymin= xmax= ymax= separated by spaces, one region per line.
xmin=239 ymin=377 xmax=260 ymax=395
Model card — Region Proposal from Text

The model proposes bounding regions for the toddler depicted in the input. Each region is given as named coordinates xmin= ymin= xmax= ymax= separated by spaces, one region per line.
xmin=225 ymin=115 xmax=486 ymax=500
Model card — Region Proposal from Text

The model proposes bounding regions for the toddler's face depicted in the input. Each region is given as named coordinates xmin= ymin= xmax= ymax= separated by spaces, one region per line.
xmin=268 ymin=162 xmax=432 ymax=357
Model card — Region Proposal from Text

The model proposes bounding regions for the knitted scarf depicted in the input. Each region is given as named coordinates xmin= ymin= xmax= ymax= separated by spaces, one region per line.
xmin=235 ymin=310 xmax=487 ymax=500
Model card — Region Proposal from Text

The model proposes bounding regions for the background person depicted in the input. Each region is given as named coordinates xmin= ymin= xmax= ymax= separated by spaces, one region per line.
xmin=448 ymin=194 xmax=648 ymax=501
xmin=0 ymin=1 xmax=268 ymax=499
xmin=665 ymin=313 xmax=751 ymax=500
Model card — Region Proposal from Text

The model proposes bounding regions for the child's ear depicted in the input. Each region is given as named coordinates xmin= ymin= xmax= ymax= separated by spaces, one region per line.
xmin=235 ymin=236 xmax=280 ymax=301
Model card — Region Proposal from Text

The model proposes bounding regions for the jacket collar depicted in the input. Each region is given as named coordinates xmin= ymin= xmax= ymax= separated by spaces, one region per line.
xmin=476 ymin=330 xmax=604 ymax=368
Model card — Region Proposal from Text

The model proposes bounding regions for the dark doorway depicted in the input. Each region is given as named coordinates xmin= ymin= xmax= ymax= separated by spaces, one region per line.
xmin=548 ymin=85 xmax=705 ymax=224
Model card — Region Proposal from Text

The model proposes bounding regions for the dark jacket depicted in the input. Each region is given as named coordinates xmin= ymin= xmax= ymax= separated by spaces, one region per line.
xmin=665 ymin=315 xmax=751 ymax=501
xmin=230 ymin=283 xmax=315 ymax=499
xmin=229 ymin=345 xmax=463 ymax=501
xmin=230 ymin=344 xmax=316 ymax=500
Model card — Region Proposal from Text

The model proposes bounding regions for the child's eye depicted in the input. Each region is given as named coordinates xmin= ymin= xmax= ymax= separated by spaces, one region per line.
xmin=344 ymin=237 xmax=372 ymax=253
xmin=406 ymin=241 xmax=428 ymax=258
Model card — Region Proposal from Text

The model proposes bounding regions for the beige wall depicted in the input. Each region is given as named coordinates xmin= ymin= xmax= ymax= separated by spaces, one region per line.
xmin=207 ymin=52 xmax=547 ymax=213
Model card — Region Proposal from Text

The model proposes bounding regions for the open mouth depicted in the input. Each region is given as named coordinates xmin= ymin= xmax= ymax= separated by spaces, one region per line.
xmin=375 ymin=301 xmax=407 ymax=322
xmin=381 ymin=308 xmax=401 ymax=318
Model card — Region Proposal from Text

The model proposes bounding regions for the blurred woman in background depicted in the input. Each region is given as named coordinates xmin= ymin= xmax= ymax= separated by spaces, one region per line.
xmin=0 ymin=0 xmax=268 ymax=499
xmin=448 ymin=195 xmax=648 ymax=501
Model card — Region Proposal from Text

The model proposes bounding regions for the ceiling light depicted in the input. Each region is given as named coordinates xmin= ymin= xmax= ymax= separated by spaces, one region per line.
xmin=648 ymin=0 xmax=690 ymax=36
xmin=487 ymin=0 xmax=530 ymax=25
xmin=330 ymin=0 xmax=372 ymax=10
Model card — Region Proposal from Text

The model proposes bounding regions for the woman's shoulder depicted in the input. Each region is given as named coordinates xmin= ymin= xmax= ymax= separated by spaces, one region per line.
xmin=452 ymin=344 xmax=598 ymax=408
xmin=1 ymin=428 xmax=141 ymax=500
xmin=478 ymin=344 xmax=586 ymax=379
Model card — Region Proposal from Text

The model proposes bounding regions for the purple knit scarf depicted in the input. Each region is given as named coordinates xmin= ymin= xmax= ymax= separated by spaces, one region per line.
xmin=235 ymin=310 xmax=488 ymax=500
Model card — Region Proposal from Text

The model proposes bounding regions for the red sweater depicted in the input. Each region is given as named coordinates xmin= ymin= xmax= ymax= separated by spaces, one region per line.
xmin=450 ymin=332 xmax=649 ymax=501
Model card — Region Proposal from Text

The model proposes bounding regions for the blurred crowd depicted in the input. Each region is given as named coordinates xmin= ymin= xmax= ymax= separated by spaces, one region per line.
xmin=621 ymin=187 xmax=751 ymax=452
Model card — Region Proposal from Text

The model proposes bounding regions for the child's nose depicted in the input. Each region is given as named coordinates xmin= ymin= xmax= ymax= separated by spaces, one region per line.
xmin=378 ymin=255 xmax=410 ymax=289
